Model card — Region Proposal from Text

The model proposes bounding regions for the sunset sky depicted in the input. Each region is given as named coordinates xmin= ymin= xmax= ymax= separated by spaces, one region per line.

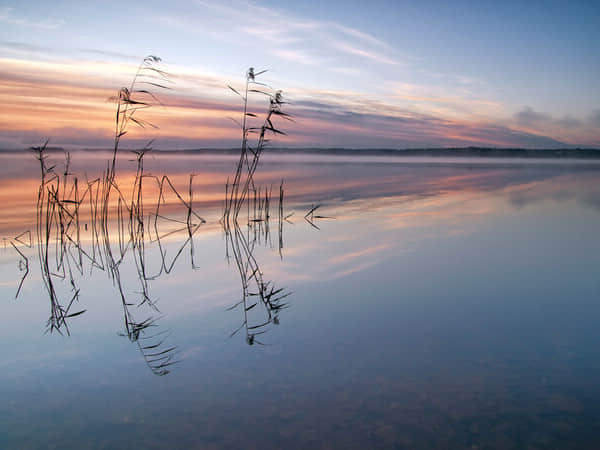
xmin=1 ymin=0 xmax=598 ymax=149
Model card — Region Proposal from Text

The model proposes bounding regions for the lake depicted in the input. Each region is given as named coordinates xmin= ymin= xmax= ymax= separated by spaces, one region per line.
xmin=1 ymin=150 xmax=599 ymax=449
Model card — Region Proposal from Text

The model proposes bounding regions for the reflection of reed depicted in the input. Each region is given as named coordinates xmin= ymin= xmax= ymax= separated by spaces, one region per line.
xmin=225 ymin=220 xmax=291 ymax=345
xmin=304 ymin=204 xmax=333 ymax=230
xmin=10 ymin=240 xmax=29 ymax=299
xmin=3 ymin=230 xmax=33 ymax=299
xmin=34 ymin=142 xmax=82 ymax=335
xmin=32 ymin=139 xmax=197 ymax=374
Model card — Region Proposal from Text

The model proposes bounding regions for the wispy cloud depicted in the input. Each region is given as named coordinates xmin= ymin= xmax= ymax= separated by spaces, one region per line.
xmin=328 ymin=22 xmax=394 ymax=51
xmin=0 ymin=40 xmax=53 ymax=55
xmin=332 ymin=42 xmax=399 ymax=66
xmin=0 ymin=49 xmax=595 ymax=150
xmin=390 ymin=81 xmax=502 ymax=122
xmin=154 ymin=0 xmax=405 ymax=69
xmin=77 ymin=48 xmax=141 ymax=61
xmin=327 ymin=67 xmax=363 ymax=77
xmin=272 ymin=49 xmax=322 ymax=66
xmin=0 ymin=6 xmax=65 ymax=29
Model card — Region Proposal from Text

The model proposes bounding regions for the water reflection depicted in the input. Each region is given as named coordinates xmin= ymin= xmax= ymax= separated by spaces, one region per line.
xmin=1 ymin=151 xmax=600 ymax=447
xmin=9 ymin=232 xmax=30 ymax=298
xmin=12 ymin=141 xmax=327 ymax=375
xmin=224 ymin=220 xmax=291 ymax=345
xmin=32 ymin=145 xmax=197 ymax=374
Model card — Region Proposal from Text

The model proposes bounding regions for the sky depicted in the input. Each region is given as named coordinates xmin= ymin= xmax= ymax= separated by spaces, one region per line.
xmin=0 ymin=0 xmax=599 ymax=149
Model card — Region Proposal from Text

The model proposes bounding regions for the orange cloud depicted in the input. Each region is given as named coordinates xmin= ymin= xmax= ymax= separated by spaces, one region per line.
xmin=0 ymin=57 xmax=580 ymax=149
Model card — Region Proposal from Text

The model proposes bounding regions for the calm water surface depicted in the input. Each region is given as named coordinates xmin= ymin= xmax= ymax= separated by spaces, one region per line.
xmin=1 ymin=151 xmax=599 ymax=449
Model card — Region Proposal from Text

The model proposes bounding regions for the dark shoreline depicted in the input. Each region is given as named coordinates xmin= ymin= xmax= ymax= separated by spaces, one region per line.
xmin=2 ymin=146 xmax=600 ymax=159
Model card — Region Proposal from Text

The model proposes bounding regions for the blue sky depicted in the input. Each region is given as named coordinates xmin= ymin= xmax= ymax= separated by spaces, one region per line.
xmin=0 ymin=0 xmax=598 ymax=148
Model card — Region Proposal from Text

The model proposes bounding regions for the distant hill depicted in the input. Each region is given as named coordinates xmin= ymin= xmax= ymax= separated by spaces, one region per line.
xmin=263 ymin=147 xmax=600 ymax=159
xmin=2 ymin=146 xmax=600 ymax=159
xmin=141 ymin=146 xmax=600 ymax=159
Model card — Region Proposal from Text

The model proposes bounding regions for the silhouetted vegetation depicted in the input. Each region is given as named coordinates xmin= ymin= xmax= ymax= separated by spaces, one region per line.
xmin=221 ymin=68 xmax=297 ymax=344
xmin=7 ymin=58 xmax=330 ymax=374
xmin=28 ymin=57 xmax=182 ymax=375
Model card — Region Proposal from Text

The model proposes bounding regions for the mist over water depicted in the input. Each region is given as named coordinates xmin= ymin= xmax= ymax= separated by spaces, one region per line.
xmin=1 ymin=151 xmax=600 ymax=449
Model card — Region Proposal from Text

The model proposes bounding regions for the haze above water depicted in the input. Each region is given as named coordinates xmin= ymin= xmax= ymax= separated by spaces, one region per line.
xmin=1 ymin=151 xmax=600 ymax=449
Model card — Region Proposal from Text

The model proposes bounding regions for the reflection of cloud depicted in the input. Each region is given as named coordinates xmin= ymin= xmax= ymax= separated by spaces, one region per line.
xmin=4 ymin=149 xmax=600 ymax=237
xmin=3 ymin=150 xmax=600 ymax=297
xmin=503 ymin=174 xmax=600 ymax=210
xmin=277 ymin=168 xmax=600 ymax=281
xmin=583 ymin=192 xmax=600 ymax=211
xmin=329 ymin=260 xmax=380 ymax=280
xmin=266 ymin=238 xmax=386 ymax=283
xmin=508 ymin=186 xmax=570 ymax=209
xmin=179 ymin=346 xmax=206 ymax=360
xmin=328 ymin=244 xmax=389 ymax=266
xmin=276 ymin=167 xmax=595 ymax=282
